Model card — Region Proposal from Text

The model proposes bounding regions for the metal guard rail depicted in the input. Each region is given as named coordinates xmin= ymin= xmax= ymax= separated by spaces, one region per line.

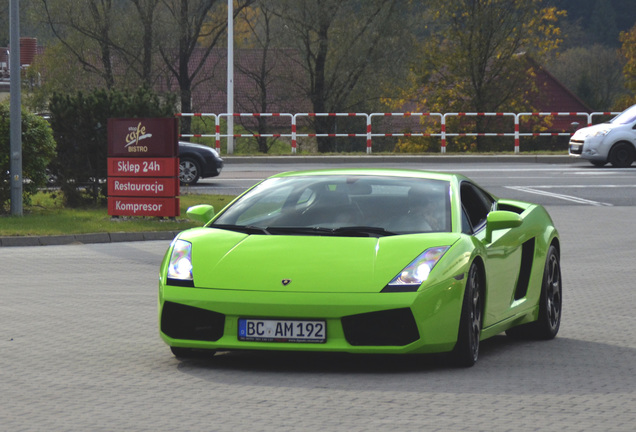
xmin=176 ymin=111 xmax=620 ymax=154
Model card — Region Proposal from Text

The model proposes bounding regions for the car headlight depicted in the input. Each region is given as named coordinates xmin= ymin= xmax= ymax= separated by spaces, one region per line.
xmin=388 ymin=246 xmax=450 ymax=287
xmin=167 ymin=239 xmax=193 ymax=285
xmin=590 ymin=128 xmax=610 ymax=138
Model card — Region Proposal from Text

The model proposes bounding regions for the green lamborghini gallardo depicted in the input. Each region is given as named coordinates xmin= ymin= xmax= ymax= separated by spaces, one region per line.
xmin=159 ymin=169 xmax=562 ymax=367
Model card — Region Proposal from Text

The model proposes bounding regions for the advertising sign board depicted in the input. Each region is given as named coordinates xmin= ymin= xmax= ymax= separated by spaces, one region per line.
xmin=107 ymin=157 xmax=179 ymax=177
xmin=107 ymin=118 xmax=180 ymax=217
xmin=107 ymin=177 xmax=179 ymax=198
xmin=107 ymin=118 xmax=178 ymax=157
xmin=108 ymin=197 xmax=180 ymax=217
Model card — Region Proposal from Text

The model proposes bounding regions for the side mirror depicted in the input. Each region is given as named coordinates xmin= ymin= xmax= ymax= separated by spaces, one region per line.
xmin=485 ymin=210 xmax=522 ymax=243
xmin=186 ymin=204 xmax=215 ymax=225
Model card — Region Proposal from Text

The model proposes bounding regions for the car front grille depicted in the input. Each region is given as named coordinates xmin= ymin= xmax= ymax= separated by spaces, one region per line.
xmin=341 ymin=308 xmax=419 ymax=346
xmin=569 ymin=143 xmax=583 ymax=154
xmin=161 ymin=301 xmax=225 ymax=341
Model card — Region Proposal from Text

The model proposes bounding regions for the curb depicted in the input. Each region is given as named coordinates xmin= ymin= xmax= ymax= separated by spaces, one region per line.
xmin=223 ymin=154 xmax=582 ymax=165
xmin=0 ymin=231 xmax=180 ymax=248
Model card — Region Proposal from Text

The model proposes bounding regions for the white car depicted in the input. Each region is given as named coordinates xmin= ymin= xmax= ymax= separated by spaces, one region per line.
xmin=569 ymin=104 xmax=636 ymax=167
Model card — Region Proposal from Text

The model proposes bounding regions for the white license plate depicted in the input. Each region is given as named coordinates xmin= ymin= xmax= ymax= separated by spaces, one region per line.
xmin=238 ymin=318 xmax=326 ymax=343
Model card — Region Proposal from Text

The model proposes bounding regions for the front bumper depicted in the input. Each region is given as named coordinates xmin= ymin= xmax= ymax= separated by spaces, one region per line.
xmin=202 ymin=154 xmax=223 ymax=177
xmin=159 ymin=276 xmax=465 ymax=355
xmin=568 ymin=137 xmax=607 ymax=161
xmin=568 ymin=141 xmax=583 ymax=155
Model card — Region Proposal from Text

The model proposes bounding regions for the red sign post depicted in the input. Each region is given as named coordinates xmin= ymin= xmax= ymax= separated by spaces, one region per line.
xmin=107 ymin=118 xmax=180 ymax=217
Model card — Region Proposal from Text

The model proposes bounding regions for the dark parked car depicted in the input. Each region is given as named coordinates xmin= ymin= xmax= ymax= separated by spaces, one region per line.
xmin=178 ymin=141 xmax=224 ymax=185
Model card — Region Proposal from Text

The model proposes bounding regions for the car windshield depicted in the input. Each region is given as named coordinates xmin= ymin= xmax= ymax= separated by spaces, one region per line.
xmin=610 ymin=104 xmax=636 ymax=125
xmin=211 ymin=175 xmax=451 ymax=236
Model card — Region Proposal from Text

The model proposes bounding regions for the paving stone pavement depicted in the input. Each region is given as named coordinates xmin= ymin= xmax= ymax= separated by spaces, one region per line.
xmin=1 ymin=205 xmax=635 ymax=431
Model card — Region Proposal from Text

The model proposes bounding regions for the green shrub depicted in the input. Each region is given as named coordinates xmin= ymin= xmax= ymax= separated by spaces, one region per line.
xmin=48 ymin=87 xmax=177 ymax=207
xmin=0 ymin=103 xmax=56 ymax=214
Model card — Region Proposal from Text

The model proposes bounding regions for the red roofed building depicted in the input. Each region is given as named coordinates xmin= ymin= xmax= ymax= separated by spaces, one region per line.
xmin=524 ymin=56 xmax=593 ymax=131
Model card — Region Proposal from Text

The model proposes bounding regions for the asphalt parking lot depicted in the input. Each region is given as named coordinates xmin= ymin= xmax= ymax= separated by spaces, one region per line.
xmin=2 ymin=159 xmax=636 ymax=431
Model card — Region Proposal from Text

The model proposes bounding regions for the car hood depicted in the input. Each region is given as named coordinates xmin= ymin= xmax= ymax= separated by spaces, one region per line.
xmin=573 ymin=123 xmax=616 ymax=139
xmin=181 ymin=228 xmax=461 ymax=293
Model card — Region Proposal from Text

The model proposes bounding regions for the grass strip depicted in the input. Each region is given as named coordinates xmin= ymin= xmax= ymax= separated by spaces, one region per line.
xmin=0 ymin=192 xmax=236 ymax=237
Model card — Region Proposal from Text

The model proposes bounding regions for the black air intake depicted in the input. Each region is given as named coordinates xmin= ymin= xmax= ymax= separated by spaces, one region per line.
xmin=342 ymin=308 xmax=419 ymax=346
xmin=161 ymin=301 xmax=225 ymax=341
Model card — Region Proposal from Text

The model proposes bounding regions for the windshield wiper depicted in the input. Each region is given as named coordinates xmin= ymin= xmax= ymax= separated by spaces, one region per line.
xmin=267 ymin=226 xmax=396 ymax=237
xmin=209 ymin=225 xmax=396 ymax=237
xmin=331 ymin=226 xmax=397 ymax=237
xmin=264 ymin=227 xmax=334 ymax=235
xmin=210 ymin=224 xmax=271 ymax=235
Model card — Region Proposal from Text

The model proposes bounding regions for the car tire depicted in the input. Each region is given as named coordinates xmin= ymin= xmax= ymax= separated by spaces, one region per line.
xmin=506 ymin=244 xmax=562 ymax=340
xmin=609 ymin=142 xmax=635 ymax=168
xmin=180 ymin=157 xmax=201 ymax=185
xmin=170 ymin=346 xmax=216 ymax=359
xmin=450 ymin=262 xmax=483 ymax=367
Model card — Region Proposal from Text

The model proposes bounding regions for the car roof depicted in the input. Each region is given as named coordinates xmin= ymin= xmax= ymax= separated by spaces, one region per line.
xmin=269 ymin=168 xmax=467 ymax=183
xmin=179 ymin=141 xmax=208 ymax=148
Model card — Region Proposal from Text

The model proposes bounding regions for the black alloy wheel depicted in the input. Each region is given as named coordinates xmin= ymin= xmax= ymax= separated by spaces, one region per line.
xmin=507 ymin=244 xmax=562 ymax=340
xmin=537 ymin=245 xmax=562 ymax=338
xmin=180 ymin=158 xmax=201 ymax=185
xmin=451 ymin=262 xmax=483 ymax=367
xmin=609 ymin=142 xmax=635 ymax=168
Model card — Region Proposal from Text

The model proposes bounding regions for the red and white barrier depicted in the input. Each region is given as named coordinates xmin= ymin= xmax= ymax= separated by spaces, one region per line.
xmin=175 ymin=110 xmax=622 ymax=155
xmin=369 ymin=112 xmax=443 ymax=153
xmin=443 ymin=113 xmax=517 ymax=153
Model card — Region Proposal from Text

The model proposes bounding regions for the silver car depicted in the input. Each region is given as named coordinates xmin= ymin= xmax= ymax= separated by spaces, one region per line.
xmin=569 ymin=104 xmax=636 ymax=167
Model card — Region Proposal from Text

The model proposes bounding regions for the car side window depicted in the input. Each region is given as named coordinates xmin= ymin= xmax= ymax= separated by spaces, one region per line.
xmin=460 ymin=182 xmax=495 ymax=233
xmin=461 ymin=206 xmax=473 ymax=234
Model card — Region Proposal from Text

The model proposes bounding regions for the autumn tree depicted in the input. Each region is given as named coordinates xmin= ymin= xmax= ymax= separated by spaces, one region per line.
xmin=30 ymin=0 xmax=168 ymax=94
xmin=230 ymin=1 xmax=279 ymax=153
xmin=395 ymin=0 xmax=565 ymax=151
xmin=269 ymin=0 xmax=415 ymax=152
xmin=0 ymin=0 xmax=8 ymax=46
xmin=122 ymin=0 xmax=163 ymax=86
xmin=228 ymin=0 xmax=310 ymax=153
xmin=588 ymin=0 xmax=619 ymax=47
xmin=617 ymin=24 xmax=636 ymax=107
xmin=547 ymin=45 xmax=625 ymax=111
xmin=30 ymin=0 xmax=253 ymax=136
xmin=36 ymin=0 xmax=122 ymax=89
xmin=157 ymin=0 xmax=254 ymax=135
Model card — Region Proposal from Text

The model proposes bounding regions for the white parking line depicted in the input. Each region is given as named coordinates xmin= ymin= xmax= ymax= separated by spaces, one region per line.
xmin=509 ymin=184 xmax=636 ymax=189
xmin=572 ymin=170 xmax=624 ymax=175
xmin=506 ymin=186 xmax=613 ymax=206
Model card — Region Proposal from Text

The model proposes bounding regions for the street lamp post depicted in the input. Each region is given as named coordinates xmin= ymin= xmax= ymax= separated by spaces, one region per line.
xmin=226 ymin=0 xmax=234 ymax=154
xmin=10 ymin=0 xmax=23 ymax=216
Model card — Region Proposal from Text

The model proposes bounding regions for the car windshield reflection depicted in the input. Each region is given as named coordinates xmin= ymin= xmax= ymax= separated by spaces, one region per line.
xmin=610 ymin=104 xmax=636 ymax=125
xmin=210 ymin=175 xmax=452 ymax=235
